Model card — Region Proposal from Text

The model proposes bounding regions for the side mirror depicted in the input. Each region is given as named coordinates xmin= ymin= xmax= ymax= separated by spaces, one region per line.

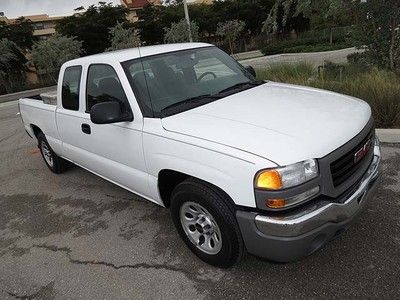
xmin=245 ymin=65 xmax=256 ymax=78
xmin=90 ymin=102 xmax=133 ymax=124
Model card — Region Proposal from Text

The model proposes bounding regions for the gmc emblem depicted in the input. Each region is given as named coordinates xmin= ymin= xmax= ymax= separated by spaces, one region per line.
xmin=354 ymin=139 xmax=372 ymax=163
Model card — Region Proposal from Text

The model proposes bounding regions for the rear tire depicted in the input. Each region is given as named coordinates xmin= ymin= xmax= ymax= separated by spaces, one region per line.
xmin=170 ymin=178 xmax=244 ymax=268
xmin=37 ymin=132 xmax=67 ymax=174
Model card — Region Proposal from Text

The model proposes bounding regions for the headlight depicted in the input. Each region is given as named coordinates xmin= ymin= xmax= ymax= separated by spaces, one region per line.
xmin=255 ymin=159 xmax=319 ymax=190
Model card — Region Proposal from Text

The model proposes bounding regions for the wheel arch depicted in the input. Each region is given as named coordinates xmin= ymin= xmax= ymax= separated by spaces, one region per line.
xmin=157 ymin=169 xmax=236 ymax=210
xmin=30 ymin=124 xmax=43 ymax=139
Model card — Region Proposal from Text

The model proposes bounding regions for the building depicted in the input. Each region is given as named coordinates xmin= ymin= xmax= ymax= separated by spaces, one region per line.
xmin=25 ymin=14 xmax=64 ymax=40
xmin=0 ymin=14 xmax=64 ymax=40
xmin=120 ymin=0 xmax=161 ymax=22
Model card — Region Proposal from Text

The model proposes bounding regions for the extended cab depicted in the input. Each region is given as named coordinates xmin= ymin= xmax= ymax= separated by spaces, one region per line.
xmin=19 ymin=43 xmax=381 ymax=267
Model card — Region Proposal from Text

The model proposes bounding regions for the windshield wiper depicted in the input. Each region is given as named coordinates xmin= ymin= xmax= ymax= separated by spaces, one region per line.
xmin=160 ymin=94 xmax=221 ymax=116
xmin=216 ymin=80 xmax=264 ymax=95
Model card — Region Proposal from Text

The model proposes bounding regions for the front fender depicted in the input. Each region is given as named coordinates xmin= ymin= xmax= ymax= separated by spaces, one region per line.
xmin=144 ymin=132 xmax=275 ymax=208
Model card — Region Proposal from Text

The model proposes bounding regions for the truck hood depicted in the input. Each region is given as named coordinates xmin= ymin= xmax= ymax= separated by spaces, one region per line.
xmin=161 ymin=82 xmax=372 ymax=165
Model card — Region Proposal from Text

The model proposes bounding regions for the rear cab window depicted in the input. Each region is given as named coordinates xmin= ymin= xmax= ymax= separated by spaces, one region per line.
xmin=62 ymin=66 xmax=82 ymax=111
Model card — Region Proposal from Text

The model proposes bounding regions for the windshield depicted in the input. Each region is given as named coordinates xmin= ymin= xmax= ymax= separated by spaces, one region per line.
xmin=122 ymin=46 xmax=261 ymax=117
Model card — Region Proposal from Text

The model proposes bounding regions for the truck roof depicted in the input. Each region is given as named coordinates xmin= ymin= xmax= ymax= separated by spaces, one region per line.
xmin=64 ymin=42 xmax=212 ymax=66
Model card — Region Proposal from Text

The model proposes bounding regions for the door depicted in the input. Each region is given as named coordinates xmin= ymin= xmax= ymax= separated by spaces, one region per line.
xmin=57 ymin=63 xmax=149 ymax=198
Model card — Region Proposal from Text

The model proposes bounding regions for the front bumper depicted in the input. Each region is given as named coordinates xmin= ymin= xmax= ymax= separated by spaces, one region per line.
xmin=236 ymin=140 xmax=381 ymax=262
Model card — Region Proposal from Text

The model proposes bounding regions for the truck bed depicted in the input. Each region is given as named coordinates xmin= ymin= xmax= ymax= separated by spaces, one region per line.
xmin=19 ymin=97 xmax=60 ymax=151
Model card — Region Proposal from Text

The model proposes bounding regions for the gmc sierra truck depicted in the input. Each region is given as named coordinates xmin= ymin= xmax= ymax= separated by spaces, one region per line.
xmin=19 ymin=43 xmax=381 ymax=267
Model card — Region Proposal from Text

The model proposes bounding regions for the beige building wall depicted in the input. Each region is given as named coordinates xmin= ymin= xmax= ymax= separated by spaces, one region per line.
xmin=120 ymin=0 xmax=162 ymax=23
xmin=1 ymin=14 xmax=63 ymax=39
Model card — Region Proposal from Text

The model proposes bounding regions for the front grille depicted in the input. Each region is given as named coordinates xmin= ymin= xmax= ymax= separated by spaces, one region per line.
xmin=330 ymin=130 xmax=374 ymax=187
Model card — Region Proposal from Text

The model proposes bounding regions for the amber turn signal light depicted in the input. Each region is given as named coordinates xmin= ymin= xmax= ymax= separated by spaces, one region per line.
xmin=266 ymin=198 xmax=286 ymax=209
xmin=255 ymin=170 xmax=283 ymax=190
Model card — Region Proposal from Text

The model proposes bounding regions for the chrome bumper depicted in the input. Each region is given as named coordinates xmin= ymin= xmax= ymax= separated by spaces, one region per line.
xmin=255 ymin=138 xmax=381 ymax=238
xmin=236 ymin=138 xmax=381 ymax=262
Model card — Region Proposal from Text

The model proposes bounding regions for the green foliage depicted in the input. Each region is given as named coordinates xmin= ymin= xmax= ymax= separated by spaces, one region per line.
xmin=350 ymin=0 xmax=400 ymax=72
xmin=212 ymin=0 xmax=274 ymax=35
xmin=262 ymin=0 xmax=351 ymax=34
xmin=164 ymin=19 xmax=199 ymax=43
xmin=216 ymin=20 xmax=245 ymax=54
xmin=0 ymin=39 xmax=27 ymax=94
xmin=31 ymin=34 xmax=82 ymax=82
xmin=107 ymin=22 xmax=141 ymax=51
xmin=0 ymin=17 xmax=36 ymax=51
xmin=55 ymin=3 xmax=129 ymax=55
xmin=136 ymin=1 xmax=274 ymax=45
xmin=256 ymin=63 xmax=400 ymax=128
xmin=135 ymin=5 xmax=166 ymax=45
xmin=261 ymin=28 xmax=352 ymax=55
xmin=277 ymin=42 xmax=350 ymax=54
xmin=261 ymin=0 xmax=399 ymax=72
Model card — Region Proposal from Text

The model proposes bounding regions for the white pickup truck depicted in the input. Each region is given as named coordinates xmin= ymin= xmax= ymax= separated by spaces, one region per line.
xmin=19 ymin=43 xmax=381 ymax=267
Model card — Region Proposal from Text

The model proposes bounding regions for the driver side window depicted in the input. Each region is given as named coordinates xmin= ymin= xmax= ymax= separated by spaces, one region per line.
xmin=86 ymin=64 xmax=128 ymax=112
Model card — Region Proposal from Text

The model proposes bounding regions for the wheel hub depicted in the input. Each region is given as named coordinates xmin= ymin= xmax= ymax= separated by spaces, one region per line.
xmin=194 ymin=215 xmax=213 ymax=234
xmin=180 ymin=202 xmax=222 ymax=255
xmin=41 ymin=141 xmax=53 ymax=167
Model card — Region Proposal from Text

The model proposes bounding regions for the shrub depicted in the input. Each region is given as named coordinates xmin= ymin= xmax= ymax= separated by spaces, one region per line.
xmin=32 ymin=34 xmax=82 ymax=83
xmin=260 ymin=27 xmax=353 ymax=56
xmin=164 ymin=19 xmax=199 ymax=44
xmin=216 ymin=20 xmax=246 ymax=55
xmin=0 ymin=39 xmax=27 ymax=94
xmin=256 ymin=63 xmax=400 ymax=128
xmin=107 ymin=22 xmax=141 ymax=51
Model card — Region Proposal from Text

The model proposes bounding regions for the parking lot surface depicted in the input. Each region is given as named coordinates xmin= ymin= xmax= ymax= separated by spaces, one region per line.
xmin=1 ymin=101 xmax=399 ymax=299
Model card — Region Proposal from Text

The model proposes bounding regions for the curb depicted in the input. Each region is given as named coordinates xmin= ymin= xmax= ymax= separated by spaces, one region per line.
xmin=0 ymin=86 xmax=57 ymax=104
xmin=376 ymin=129 xmax=400 ymax=144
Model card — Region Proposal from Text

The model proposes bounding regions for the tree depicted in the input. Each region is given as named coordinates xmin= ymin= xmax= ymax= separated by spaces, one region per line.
xmin=0 ymin=17 xmax=36 ymax=51
xmin=262 ymin=0 xmax=350 ymax=41
xmin=107 ymin=22 xmax=141 ymax=51
xmin=164 ymin=19 xmax=199 ymax=43
xmin=136 ymin=3 xmax=188 ymax=45
xmin=55 ymin=3 xmax=128 ymax=55
xmin=31 ymin=34 xmax=82 ymax=82
xmin=351 ymin=0 xmax=400 ymax=72
xmin=216 ymin=20 xmax=245 ymax=54
xmin=0 ymin=39 xmax=27 ymax=94
xmin=212 ymin=0 xmax=274 ymax=35
xmin=136 ymin=1 xmax=274 ymax=45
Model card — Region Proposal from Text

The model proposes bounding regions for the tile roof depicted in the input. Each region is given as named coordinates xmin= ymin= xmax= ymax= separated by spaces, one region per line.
xmin=122 ymin=0 xmax=150 ymax=9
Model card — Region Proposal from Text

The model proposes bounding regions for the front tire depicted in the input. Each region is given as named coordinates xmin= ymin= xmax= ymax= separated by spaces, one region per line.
xmin=37 ymin=132 xmax=67 ymax=174
xmin=170 ymin=178 xmax=244 ymax=268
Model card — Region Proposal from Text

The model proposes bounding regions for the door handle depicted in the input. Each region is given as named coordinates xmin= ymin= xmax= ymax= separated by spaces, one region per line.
xmin=81 ymin=123 xmax=91 ymax=134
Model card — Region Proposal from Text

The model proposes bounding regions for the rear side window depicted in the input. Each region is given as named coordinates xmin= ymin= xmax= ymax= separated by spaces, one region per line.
xmin=86 ymin=64 xmax=128 ymax=112
xmin=62 ymin=66 xmax=82 ymax=111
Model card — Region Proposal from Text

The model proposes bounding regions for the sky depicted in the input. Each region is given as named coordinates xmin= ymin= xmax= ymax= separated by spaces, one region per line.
xmin=0 ymin=0 xmax=121 ymax=18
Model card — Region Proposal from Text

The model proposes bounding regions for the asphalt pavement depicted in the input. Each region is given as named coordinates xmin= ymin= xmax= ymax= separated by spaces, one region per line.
xmin=0 ymin=100 xmax=399 ymax=299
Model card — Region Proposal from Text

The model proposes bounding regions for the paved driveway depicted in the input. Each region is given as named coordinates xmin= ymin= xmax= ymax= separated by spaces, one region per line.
xmin=0 ymin=101 xmax=399 ymax=299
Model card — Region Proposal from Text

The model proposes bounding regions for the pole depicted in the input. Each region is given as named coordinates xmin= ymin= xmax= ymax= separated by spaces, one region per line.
xmin=183 ymin=0 xmax=193 ymax=42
